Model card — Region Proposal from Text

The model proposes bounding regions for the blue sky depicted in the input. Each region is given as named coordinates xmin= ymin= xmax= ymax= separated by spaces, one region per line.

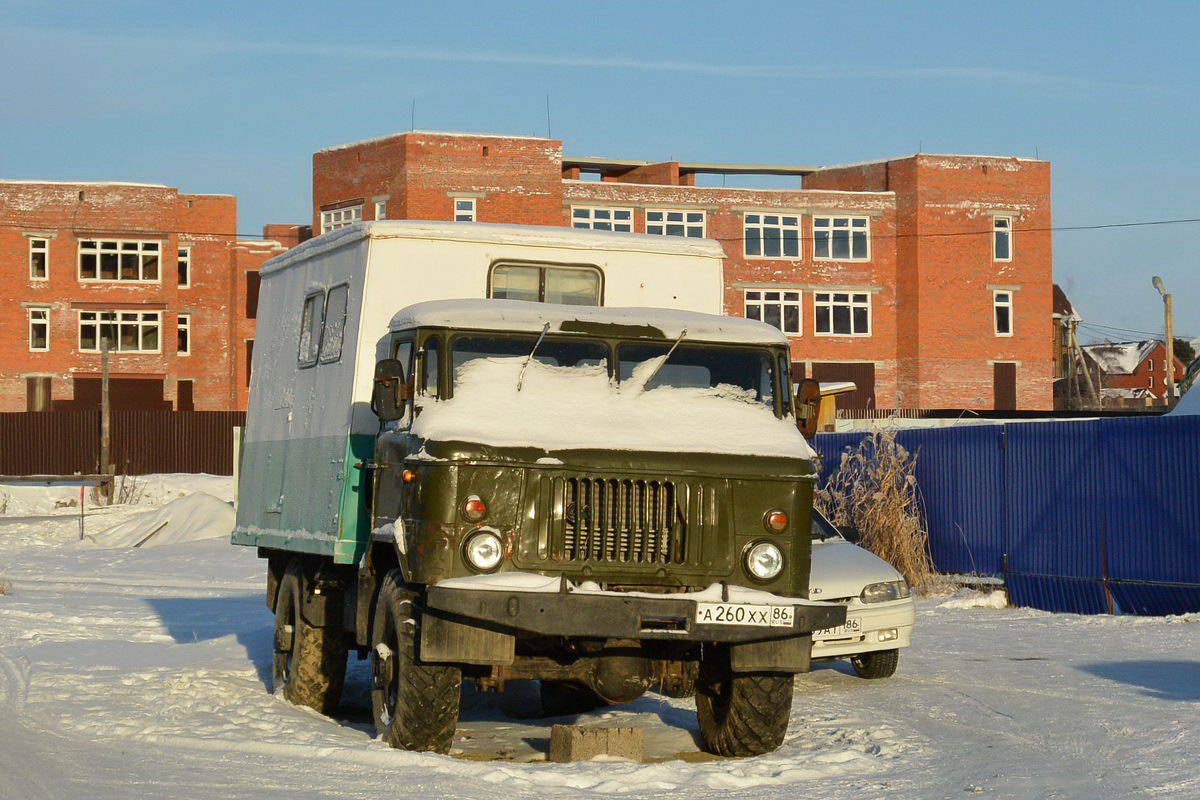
xmin=3 ymin=0 xmax=1197 ymax=343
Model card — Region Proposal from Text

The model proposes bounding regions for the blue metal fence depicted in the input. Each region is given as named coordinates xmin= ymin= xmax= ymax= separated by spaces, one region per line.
xmin=811 ymin=415 xmax=1200 ymax=616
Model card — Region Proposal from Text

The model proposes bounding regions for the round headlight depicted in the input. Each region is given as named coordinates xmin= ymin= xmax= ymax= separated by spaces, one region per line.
xmin=464 ymin=530 xmax=503 ymax=572
xmin=764 ymin=509 xmax=789 ymax=533
xmin=745 ymin=541 xmax=784 ymax=581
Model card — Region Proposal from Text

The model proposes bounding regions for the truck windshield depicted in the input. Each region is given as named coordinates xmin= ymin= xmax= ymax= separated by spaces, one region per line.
xmin=451 ymin=335 xmax=608 ymax=383
xmin=617 ymin=343 xmax=777 ymax=408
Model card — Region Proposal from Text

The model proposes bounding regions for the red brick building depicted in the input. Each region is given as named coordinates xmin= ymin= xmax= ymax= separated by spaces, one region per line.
xmin=312 ymin=131 xmax=1054 ymax=409
xmin=1 ymin=180 xmax=286 ymax=412
xmin=1081 ymin=340 xmax=1186 ymax=406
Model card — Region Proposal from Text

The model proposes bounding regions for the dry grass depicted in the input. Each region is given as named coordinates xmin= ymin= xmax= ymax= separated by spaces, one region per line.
xmin=816 ymin=429 xmax=943 ymax=593
xmin=0 ymin=578 xmax=9 ymax=596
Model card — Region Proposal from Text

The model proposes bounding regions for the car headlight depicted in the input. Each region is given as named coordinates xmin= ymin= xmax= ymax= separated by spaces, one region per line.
xmin=463 ymin=529 xmax=503 ymax=572
xmin=745 ymin=541 xmax=784 ymax=581
xmin=860 ymin=579 xmax=910 ymax=604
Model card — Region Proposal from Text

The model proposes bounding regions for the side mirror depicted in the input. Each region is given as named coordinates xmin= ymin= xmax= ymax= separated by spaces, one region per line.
xmin=837 ymin=526 xmax=863 ymax=545
xmin=371 ymin=358 xmax=409 ymax=422
xmin=795 ymin=378 xmax=821 ymax=439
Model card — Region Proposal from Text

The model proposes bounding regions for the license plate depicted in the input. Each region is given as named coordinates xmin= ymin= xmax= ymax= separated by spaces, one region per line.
xmin=695 ymin=602 xmax=795 ymax=628
xmin=813 ymin=617 xmax=863 ymax=640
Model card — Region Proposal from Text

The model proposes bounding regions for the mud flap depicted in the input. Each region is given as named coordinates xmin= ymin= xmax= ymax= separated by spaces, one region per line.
xmin=420 ymin=612 xmax=516 ymax=665
xmin=729 ymin=634 xmax=811 ymax=673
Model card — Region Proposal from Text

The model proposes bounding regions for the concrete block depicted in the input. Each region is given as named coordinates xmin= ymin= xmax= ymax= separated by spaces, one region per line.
xmin=548 ymin=724 xmax=644 ymax=763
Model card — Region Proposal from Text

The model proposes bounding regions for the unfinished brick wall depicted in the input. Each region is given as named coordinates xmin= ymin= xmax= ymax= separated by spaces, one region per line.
xmin=0 ymin=181 xmax=281 ymax=411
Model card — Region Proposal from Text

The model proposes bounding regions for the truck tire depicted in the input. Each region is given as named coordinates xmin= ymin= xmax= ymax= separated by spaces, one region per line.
xmin=371 ymin=569 xmax=461 ymax=753
xmin=695 ymin=644 xmax=793 ymax=757
xmin=539 ymin=681 xmax=606 ymax=717
xmin=850 ymin=648 xmax=899 ymax=679
xmin=272 ymin=561 xmax=347 ymax=714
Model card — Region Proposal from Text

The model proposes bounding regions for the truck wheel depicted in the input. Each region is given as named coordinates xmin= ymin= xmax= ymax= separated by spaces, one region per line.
xmin=695 ymin=644 xmax=793 ymax=757
xmin=539 ymin=681 xmax=606 ymax=717
xmin=272 ymin=561 xmax=347 ymax=714
xmin=371 ymin=569 xmax=461 ymax=753
xmin=850 ymin=648 xmax=899 ymax=679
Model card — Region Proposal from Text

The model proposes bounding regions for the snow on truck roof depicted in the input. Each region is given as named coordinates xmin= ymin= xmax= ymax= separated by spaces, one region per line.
xmin=389 ymin=299 xmax=789 ymax=345
xmin=260 ymin=220 xmax=725 ymax=276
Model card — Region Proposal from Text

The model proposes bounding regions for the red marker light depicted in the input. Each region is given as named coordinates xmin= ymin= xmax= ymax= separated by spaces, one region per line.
xmin=765 ymin=510 xmax=788 ymax=533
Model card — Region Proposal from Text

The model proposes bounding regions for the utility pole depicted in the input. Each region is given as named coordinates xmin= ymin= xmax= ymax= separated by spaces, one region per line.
xmin=1153 ymin=276 xmax=1175 ymax=406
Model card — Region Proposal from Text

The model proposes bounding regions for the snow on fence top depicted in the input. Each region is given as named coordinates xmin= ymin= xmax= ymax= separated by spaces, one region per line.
xmin=389 ymin=298 xmax=788 ymax=345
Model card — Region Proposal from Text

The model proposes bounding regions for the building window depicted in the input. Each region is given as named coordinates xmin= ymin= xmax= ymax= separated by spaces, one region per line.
xmin=744 ymin=214 xmax=801 ymax=258
xmin=78 ymin=239 xmax=161 ymax=282
xmin=647 ymin=210 xmax=705 ymax=238
xmin=375 ymin=200 xmax=387 ymax=220
xmin=490 ymin=263 xmax=602 ymax=305
xmin=814 ymin=292 xmax=871 ymax=336
xmin=177 ymin=248 xmax=191 ymax=287
xmin=813 ymin=216 xmax=869 ymax=260
xmin=571 ymin=206 xmax=633 ymax=232
xmin=744 ymin=290 xmax=801 ymax=335
xmin=30 ymin=238 xmax=49 ymax=280
xmin=454 ymin=198 xmax=476 ymax=222
xmin=1146 ymin=359 xmax=1153 ymax=372
xmin=78 ymin=310 xmax=161 ymax=352
xmin=177 ymin=314 xmax=191 ymax=355
xmin=28 ymin=307 xmax=50 ymax=351
xmin=994 ymin=216 xmax=1013 ymax=261
xmin=994 ymin=291 xmax=1013 ymax=336
xmin=320 ymin=205 xmax=362 ymax=234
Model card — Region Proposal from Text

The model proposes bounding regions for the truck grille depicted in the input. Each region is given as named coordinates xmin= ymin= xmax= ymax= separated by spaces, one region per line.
xmin=547 ymin=476 xmax=694 ymax=565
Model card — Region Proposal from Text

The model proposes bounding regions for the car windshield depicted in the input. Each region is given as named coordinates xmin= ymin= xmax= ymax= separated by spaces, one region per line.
xmin=451 ymin=334 xmax=608 ymax=386
xmin=811 ymin=509 xmax=841 ymax=541
xmin=617 ymin=343 xmax=777 ymax=408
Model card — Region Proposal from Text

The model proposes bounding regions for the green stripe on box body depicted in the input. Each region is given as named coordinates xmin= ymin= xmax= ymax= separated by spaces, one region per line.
xmin=232 ymin=433 xmax=375 ymax=565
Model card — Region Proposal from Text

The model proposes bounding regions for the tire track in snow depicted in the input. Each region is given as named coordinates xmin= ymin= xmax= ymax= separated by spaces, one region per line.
xmin=0 ymin=649 xmax=58 ymax=800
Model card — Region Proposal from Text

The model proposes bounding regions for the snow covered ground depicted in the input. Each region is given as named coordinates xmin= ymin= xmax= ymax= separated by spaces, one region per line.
xmin=1 ymin=475 xmax=1197 ymax=799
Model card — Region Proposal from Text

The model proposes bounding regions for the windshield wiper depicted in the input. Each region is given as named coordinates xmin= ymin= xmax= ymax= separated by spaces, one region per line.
xmin=516 ymin=322 xmax=551 ymax=392
xmin=640 ymin=328 xmax=687 ymax=390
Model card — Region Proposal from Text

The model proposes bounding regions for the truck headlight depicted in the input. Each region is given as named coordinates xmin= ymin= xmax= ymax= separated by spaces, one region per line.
xmin=861 ymin=579 xmax=910 ymax=604
xmin=463 ymin=529 xmax=503 ymax=572
xmin=745 ymin=541 xmax=784 ymax=581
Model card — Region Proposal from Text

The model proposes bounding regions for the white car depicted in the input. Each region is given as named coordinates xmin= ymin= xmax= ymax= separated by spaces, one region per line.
xmin=809 ymin=509 xmax=915 ymax=678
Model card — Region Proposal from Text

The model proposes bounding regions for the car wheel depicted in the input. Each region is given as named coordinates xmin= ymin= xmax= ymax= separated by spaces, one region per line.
xmin=850 ymin=648 xmax=899 ymax=679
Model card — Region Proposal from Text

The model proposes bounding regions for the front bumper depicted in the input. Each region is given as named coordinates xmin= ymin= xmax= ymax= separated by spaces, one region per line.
xmin=811 ymin=598 xmax=915 ymax=659
xmin=425 ymin=584 xmax=846 ymax=643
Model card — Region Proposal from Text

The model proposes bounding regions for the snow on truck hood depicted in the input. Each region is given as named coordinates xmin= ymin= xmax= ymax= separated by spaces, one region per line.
xmin=410 ymin=356 xmax=816 ymax=460
xmin=809 ymin=536 xmax=904 ymax=600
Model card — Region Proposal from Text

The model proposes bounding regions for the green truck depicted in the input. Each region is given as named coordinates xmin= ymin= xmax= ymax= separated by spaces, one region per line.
xmin=233 ymin=221 xmax=843 ymax=757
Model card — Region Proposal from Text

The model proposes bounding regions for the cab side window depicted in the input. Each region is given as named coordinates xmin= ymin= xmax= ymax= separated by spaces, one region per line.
xmin=422 ymin=337 xmax=441 ymax=398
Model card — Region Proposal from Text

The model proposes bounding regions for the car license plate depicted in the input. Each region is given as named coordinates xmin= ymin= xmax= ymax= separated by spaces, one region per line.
xmin=695 ymin=602 xmax=795 ymax=628
xmin=813 ymin=617 xmax=863 ymax=640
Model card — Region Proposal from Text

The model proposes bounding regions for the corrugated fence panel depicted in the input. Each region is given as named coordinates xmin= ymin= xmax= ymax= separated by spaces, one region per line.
xmin=0 ymin=411 xmax=100 ymax=475
xmin=1006 ymin=574 xmax=1110 ymax=615
xmin=1005 ymin=420 xmax=1106 ymax=581
xmin=1099 ymin=415 xmax=1200 ymax=587
xmin=900 ymin=425 xmax=1006 ymax=576
xmin=110 ymin=411 xmax=245 ymax=475
xmin=1110 ymin=583 xmax=1200 ymax=616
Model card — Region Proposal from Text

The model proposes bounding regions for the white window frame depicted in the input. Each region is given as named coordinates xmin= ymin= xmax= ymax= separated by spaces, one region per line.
xmin=812 ymin=216 xmax=870 ymax=261
xmin=30 ymin=238 xmax=49 ymax=280
xmin=28 ymin=307 xmax=50 ymax=352
xmin=78 ymin=310 xmax=162 ymax=353
xmin=571 ymin=206 xmax=633 ymax=232
xmin=177 ymin=313 xmax=191 ymax=356
xmin=375 ymin=200 xmax=387 ymax=220
xmin=177 ymin=247 xmax=191 ymax=288
xmin=743 ymin=213 xmax=801 ymax=259
xmin=994 ymin=290 xmax=1014 ymax=336
xmin=744 ymin=290 xmax=802 ymax=335
xmin=646 ymin=209 xmax=706 ymax=238
xmin=814 ymin=291 xmax=872 ymax=337
xmin=78 ymin=239 xmax=162 ymax=283
xmin=454 ymin=198 xmax=476 ymax=222
xmin=320 ymin=204 xmax=362 ymax=234
xmin=993 ymin=216 xmax=1013 ymax=261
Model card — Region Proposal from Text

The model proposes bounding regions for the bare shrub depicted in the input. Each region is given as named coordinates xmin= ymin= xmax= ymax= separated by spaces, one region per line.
xmin=816 ymin=429 xmax=942 ymax=593
xmin=115 ymin=474 xmax=145 ymax=505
